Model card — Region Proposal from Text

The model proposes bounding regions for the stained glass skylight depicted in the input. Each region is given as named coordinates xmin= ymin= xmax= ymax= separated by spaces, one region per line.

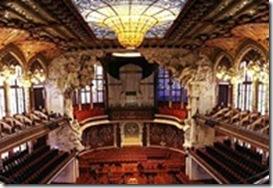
xmin=72 ymin=0 xmax=188 ymax=48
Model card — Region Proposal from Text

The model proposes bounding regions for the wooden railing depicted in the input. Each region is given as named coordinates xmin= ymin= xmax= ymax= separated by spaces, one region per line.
xmin=189 ymin=150 xmax=230 ymax=184
xmin=0 ymin=118 xmax=69 ymax=154
xmin=193 ymin=114 xmax=269 ymax=151
xmin=42 ymin=152 xmax=76 ymax=184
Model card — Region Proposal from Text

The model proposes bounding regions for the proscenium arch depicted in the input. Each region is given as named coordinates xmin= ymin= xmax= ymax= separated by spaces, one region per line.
xmin=234 ymin=39 xmax=268 ymax=71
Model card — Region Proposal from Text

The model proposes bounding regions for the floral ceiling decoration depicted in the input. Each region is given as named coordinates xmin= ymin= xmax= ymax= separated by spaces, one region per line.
xmin=72 ymin=0 xmax=188 ymax=48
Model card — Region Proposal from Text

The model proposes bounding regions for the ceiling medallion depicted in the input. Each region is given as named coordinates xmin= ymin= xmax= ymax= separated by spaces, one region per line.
xmin=73 ymin=0 xmax=188 ymax=49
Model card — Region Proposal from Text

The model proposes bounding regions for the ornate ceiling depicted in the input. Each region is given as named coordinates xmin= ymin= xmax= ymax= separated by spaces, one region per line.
xmin=0 ymin=0 xmax=269 ymax=62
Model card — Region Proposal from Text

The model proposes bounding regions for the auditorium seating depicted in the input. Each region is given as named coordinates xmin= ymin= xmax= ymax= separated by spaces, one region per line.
xmin=194 ymin=140 xmax=268 ymax=184
xmin=0 ymin=145 xmax=70 ymax=184
xmin=78 ymin=147 xmax=186 ymax=184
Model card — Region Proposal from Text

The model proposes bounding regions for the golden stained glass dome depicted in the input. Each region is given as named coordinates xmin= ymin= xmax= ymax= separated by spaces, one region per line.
xmin=72 ymin=0 xmax=188 ymax=49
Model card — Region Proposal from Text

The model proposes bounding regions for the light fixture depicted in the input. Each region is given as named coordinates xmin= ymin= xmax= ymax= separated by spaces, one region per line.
xmin=112 ymin=52 xmax=142 ymax=58
xmin=73 ymin=0 xmax=187 ymax=49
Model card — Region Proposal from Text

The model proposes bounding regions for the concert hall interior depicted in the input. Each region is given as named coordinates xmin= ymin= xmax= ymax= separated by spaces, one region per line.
xmin=0 ymin=0 xmax=269 ymax=185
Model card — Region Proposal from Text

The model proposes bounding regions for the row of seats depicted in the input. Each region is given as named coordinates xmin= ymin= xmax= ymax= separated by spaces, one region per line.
xmin=194 ymin=140 xmax=268 ymax=184
xmin=2 ymin=149 xmax=28 ymax=168
xmin=0 ymin=110 xmax=62 ymax=139
xmin=23 ymin=152 xmax=69 ymax=184
xmin=0 ymin=145 xmax=70 ymax=184
xmin=1 ymin=145 xmax=51 ymax=177
xmin=77 ymin=171 xmax=180 ymax=184
xmin=206 ymin=106 xmax=269 ymax=135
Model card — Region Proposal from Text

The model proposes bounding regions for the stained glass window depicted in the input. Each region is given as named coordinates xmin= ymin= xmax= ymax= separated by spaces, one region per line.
xmin=157 ymin=67 xmax=187 ymax=103
xmin=10 ymin=66 xmax=26 ymax=115
xmin=237 ymin=61 xmax=252 ymax=111
xmin=0 ymin=79 xmax=5 ymax=118
xmin=80 ymin=64 xmax=105 ymax=105
xmin=258 ymin=83 xmax=266 ymax=115
xmin=92 ymin=64 xmax=104 ymax=103
xmin=81 ymin=86 xmax=91 ymax=104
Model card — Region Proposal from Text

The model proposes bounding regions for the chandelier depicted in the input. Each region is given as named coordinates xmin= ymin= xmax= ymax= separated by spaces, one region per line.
xmin=73 ymin=0 xmax=187 ymax=49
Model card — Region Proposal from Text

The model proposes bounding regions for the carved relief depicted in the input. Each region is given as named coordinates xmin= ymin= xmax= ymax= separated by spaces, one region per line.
xmin=82 ymin=125 xmax=114 ymax=149
xmin=149 ymin=124 xmax=184 ymax=150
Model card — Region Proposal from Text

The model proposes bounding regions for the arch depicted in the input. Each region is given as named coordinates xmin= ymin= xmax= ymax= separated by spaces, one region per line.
xmin=0 ymin=43 xmax=26 ymax=67
xmin=27 ymin=53 xmax=48 ymax=72
xmin=213 ymin=50 xmax=234 ymax=73
xmin=234 ymin=39 xmax=268 ymax=71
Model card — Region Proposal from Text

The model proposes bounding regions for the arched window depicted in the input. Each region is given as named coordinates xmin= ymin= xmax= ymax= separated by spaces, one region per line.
xmin=157 ymin=67 xmax=187 ymax=103
xmin=10 ymin=65 xmax=26 ymax=114
xmin=237 ymin=61 xmax=253 ymax=111
xmin=29 ymin=60 xmax=46 ymax=111
xmin=215 ymin=56 xmax=233 ymax=107
xmin=2 ymin=52 xmax=27 ymax=115
xmin=237 ymin=49 xmax=265 ymax=112
xmin=0 ymin=78 xmax=5 ymax=118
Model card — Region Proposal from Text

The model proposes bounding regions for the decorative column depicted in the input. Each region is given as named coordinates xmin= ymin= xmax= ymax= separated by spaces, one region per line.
xmin=4 ymin=81 xmax=11 ymax=116
xmin=113 ymin=124 xmax=117 ymax=147
xmin=64 ymin=91 xmax=74 ymax=119
xmin=265 ymin=83 xmax=269 ymax=113
xmin=252 ymin=80 xmax=258 ymax=111
xmin=180 ymin=88 xmax=184 ymax=108
xmin=228 ymin=84 xmax=233 ymax=107
xmin=77 ymin=89 xmax=82 ymax=111
xmin=23 ymin=86 xmax=30 ymax=113
xmin=90 ymin=84 xmax=94 ymax=109
xmin=27 ymin=141 xmax=33 ymax=154
xmin=146 ymin=123 xmax=150 ymax=146
xmin=168 ymin=80 xmax=173 ymax=108
xmin=29 ymin=86 xmax=34 ymax=111
xmin=232 ymin=82 xmax=238 ymax=108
